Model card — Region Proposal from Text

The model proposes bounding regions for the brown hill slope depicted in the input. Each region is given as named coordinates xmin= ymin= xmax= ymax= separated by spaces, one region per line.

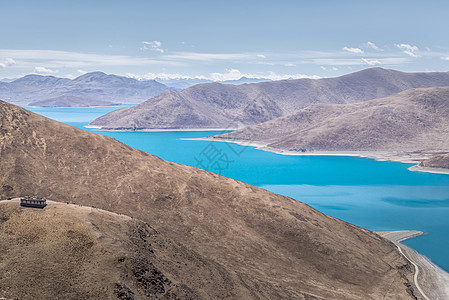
xmin=89 ymin=68 xmax=449 ymax=130
xmin=0 ymin=100 xmax=420 ymax=299
xmin=0 ymin=200 xmax=241 ymax=299
xmin=213 ymin=87 xmax=449 ymax=154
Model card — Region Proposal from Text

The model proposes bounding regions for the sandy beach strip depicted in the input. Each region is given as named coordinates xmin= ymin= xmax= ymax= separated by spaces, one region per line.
xmin=378 ymin=231 xmax=449 ymax=300
xmin=408 ymin=165 xmax=449 ymax=175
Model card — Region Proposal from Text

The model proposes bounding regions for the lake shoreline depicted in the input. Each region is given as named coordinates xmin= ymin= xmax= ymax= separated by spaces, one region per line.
xmin=89 ymin=127 xmax=238 ymax=132
xmin=197 ymin=137 xmax=449 ymax=175
xmin=378 ymin=230 xmax=449 ymax=300
xmin=23 ymin=104 xmax=131 ymax=109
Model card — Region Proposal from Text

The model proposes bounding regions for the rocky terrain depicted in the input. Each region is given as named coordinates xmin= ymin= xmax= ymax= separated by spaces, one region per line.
xmin=0 ymin=200 xmax=251 ymax=299
xmin=28 ymin=95 xmax=119 ymax=107
xmin=0 ymin=100 xmax=422 ymax=299
xmin=419 ymin=153 xmax=449 ymax=169
xmin=0 ymin=72 xmax=173 ymax=105
xmin=90 ymin=68 xmax=449 ymax=130
xmin=212 ymin=87 xmax=449 ymax=156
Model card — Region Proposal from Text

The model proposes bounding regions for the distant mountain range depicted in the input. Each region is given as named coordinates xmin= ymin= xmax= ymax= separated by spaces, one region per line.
xmin=28 ymin=95 xmax=120 ymax=108
xmin=90 ymin=68 xmax=449 ymax=130
xmin=0 ymin=72 xmax=275 ymax=107
xmin=212 ymin=87 xmax=449 ymax=153
xmin=154 ymin=76 xmax=271 ymax=89
xmin=0 ymin=72 xmax=174 ymax=105
xmin=153 ymin=78 xmax=211 ymax=90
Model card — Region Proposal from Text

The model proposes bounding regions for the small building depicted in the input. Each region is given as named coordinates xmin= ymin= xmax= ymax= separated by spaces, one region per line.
xmin=20 ymin=196 xmax=47 ymax=209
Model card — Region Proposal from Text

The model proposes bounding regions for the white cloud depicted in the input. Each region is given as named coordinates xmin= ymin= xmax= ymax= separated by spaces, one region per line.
xmin=141 ymin=40 xmax=164 ymax=53
xmin=209 ymin=69 xmax=246 ymax=81
xmin=361 ymin=58 xmax=381 ymax=65
xmin=256 ymin=54 xmax=266 ymax=59
xmin=161 ymin=52 xmax=253 ymax=61
xmin=395 ymin=44 xmax=420 ymax=57
xmin=34 ymin=66 xmax=58 ymax=74
xmin=126 ymin=72 xmax=208 ymax=81
xmin=321 ymin=66 xmax=338 ymax=71
xmin=342 ymin=46 xmax=364 ymax=54
xmin=0 ymin=57 xmax=16 ymax=68
xmin=313 ymin=57 xmax=409 ymax=66
xmin=365 ymin=41 xmax=383 ymax=51
xmin=127 ymin=69 xmax=320 ymax=82
xmin=284 ymin=63 xmax=296 ymax=67
xmin=209 ymin=69 xmax=321 ymax=81
xmin=77 ymin=69 xmax=87 ymax=74
xmin=441 ymin=56 xmax=449 ymax=61
xmin=0 ymin=49 xmax=181 ymax=69
xmin=257 ymin=61 xmax=275 ymax=66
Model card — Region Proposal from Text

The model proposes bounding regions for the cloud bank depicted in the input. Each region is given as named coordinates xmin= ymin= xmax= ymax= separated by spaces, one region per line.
xmin=395 ymin=44 xmax=420 ymax=57
xmin=343 ymin=46 xmax=364 ymax=54
xmin=34 ymin=66 xmax=58 ymax=74
xmin=141 ymin=41 xmax=165 ymax=53
xmin=0 ymin=58 xmax=16 ymax=68
xmin=365 ymin=41 xmax=383 ymax=51
xmin=127 ymin=69 xmax=321 ymax=82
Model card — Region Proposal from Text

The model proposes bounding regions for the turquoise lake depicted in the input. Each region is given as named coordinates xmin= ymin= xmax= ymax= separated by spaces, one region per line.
xmin=25 ymin=106 xmax=449 ymax=272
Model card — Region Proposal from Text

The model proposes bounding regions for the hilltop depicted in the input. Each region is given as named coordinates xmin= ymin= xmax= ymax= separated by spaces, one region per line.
xmin=90 ymin=68 xmax=449 ymax=130
xmin=0 ymin=200 xmax=247 ymax=299
xmin=0 ymin=100 xmax=421 ymax=299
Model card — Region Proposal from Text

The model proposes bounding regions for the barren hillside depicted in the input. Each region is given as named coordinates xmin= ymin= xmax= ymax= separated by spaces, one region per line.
xmin=0 ymin=100 xmax=421 ymax=299
xmin=213 ymin=87 xmax=449 ymax=155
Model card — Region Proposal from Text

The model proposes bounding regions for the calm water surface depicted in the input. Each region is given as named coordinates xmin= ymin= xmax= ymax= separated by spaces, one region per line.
xmin=25 ymin=106 xmax=449 ymax=272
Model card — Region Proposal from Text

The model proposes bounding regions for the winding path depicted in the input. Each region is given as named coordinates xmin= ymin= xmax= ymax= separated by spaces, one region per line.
xmin=379 ymin=231 xmax=449 ymax=300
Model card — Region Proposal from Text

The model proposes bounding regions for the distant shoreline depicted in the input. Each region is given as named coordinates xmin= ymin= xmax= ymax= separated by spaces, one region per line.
xmin=196 ymin=137 xmax=449 ymax=175
xmin=26 ymin=104 xmax=127 ymax=109
xmin=89 ymin=127 xmax=238 ymax=132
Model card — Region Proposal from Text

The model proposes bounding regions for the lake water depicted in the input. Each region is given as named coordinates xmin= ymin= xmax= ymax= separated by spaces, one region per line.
xmin=25 ymin=106 xmax=449 ymax=272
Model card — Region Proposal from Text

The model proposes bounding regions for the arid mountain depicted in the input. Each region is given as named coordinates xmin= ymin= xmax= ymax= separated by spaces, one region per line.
xmin=0 ymin=100 xmax=421 ymax=299
xmin=212 ymin=87 xmax=449 ymax=154
xmin=0 ymin=72 xmax=173 ymax=105
xmin=90 ymin=68 xmax=449 ymax=130
xmin=28 ymin=95 xmax=119 ymax=107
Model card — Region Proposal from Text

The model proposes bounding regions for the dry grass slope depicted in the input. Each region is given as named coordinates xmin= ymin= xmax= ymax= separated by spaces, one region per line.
xmin=0 ymin=201 xmax=249 ymax=299
xmin=0 ymin=101 xmax=422 ymax=299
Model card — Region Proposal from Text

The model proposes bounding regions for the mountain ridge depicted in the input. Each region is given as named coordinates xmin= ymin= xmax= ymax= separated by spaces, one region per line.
xmin=210 ymin=87 xmax=449 ymax=167
xmin=90 ymin=68 xmax=449 ymax=130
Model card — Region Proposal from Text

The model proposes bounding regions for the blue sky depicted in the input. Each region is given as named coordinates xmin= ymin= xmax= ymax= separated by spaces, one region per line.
xmin=1 ymin=0 xmax=449 ymax=80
